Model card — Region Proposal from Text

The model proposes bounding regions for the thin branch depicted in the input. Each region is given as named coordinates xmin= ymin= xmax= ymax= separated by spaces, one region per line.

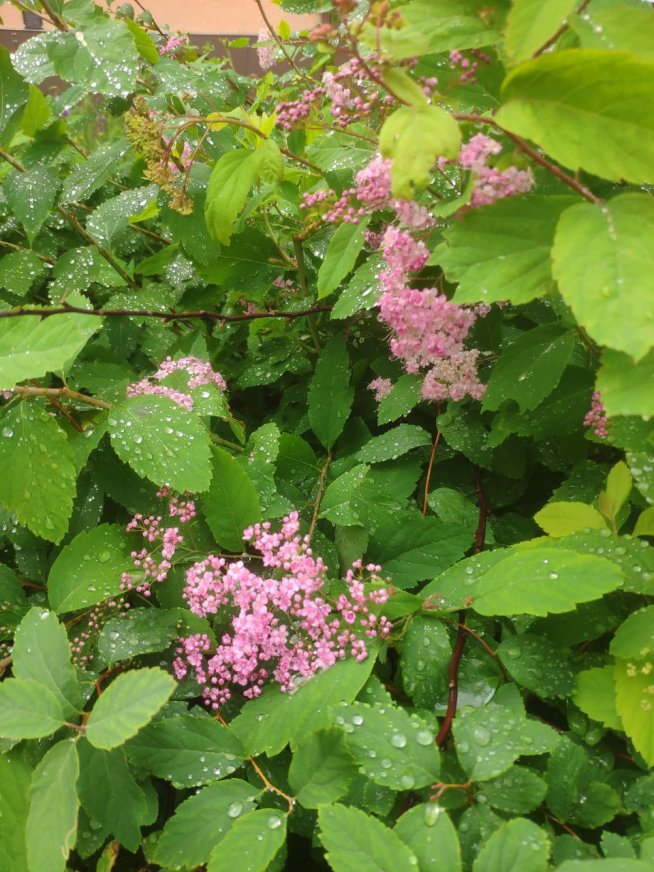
xmin=422 ymin=424 xmax=441 ymax=517
xmin=10 ymin=386 xmax=111 ymax=410
xmin=39 ymin=0 xmax=69 ymax=30
xmin=309 ymin=453 xmax=331 ymax=539
xmin=248 ymin=756 xmax=296 ymax=812
xmin=0 ymin=239 xmax=54 ymax=264
xmin=453 ymin=114 xmax=602 ymax=205
xmin=0 ymin=655 xmax=12 ymax=679
xmin=533 ymin=0 xmax=593 ymax=56
xmin=0 ymin=303 xmax=331 ymax=323
xmin=131 ymin=0 xmax=166 ymax=36
xmin=253 ymin=0 xmax=307 ymax=81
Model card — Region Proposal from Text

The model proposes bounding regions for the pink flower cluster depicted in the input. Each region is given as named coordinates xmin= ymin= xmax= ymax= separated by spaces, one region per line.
xmin=257 ymin=28 xmax=275 ymax=71
xmin=160 ymin=35 xmax=187 ymax=56
xmin=584 ymin=391 xmax=609 ymax=438
xmin=127 ymin=355 xmax=227 ymax=412
xmin=377 ymin=227 xmax=486 ymax=403
xmin=369 ymin=377 xmax=392 ymax=401
xmin=121 ymin=487 xmax=196 ymax=597
xmin=449 ymin=49 xmax=491 ymax=85
xmin=173 ymin=512 xmax=391 ymax=707
xmin=459 ymin=134 xmax=533 ymax=207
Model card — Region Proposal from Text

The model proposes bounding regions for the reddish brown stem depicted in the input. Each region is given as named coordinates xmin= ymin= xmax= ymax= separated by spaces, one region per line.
xmin=0 ymin=304 xmax=330 ymax=324
xmin=422 ymin=430 xmax=441 ymax=517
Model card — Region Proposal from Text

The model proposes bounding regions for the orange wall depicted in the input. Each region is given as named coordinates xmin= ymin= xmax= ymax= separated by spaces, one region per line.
xmin=1 ymin=0 xmax=321 ymax=34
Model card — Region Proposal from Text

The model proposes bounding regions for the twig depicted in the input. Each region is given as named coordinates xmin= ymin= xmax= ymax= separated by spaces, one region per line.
xmin=0 ymin=304 xmax=331 ymax=323
xmin=292 ymin=236 xmax=321 ymax=352
xmin=253 ymin=0 xmax=307 ymax=81
xmin=131 ymin=0 xmax=166 ymax=36
xmin=308 ymin=453 xmax=331 ymax=539
xmin=453 ymin=114 xmax=602 ymax=205
xmin=0 ymin=655 xmax=12 ymax=679
xmin=422 ymin=421 xmax=441 ymax=517
xmin=0 ymin=239 xmax=54 ymax=264
xmin=248 ymin=756 xmax=296 ymax=812
xmin=10 ymin=386 xmax=111 ymax=410
xmin=533 ymin=0 xmax=593 ymax=56
xmin=436 ymin=468 xmax=490 ymax=749
xmin=39 ymin=0 xmax=68 ymax=30
xmin=209 ymin=433 xmax=245 ymax=453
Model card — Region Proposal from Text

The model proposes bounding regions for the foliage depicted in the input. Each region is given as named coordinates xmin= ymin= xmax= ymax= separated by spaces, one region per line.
xmin=0 ymin=0 xmax=653 ymax=869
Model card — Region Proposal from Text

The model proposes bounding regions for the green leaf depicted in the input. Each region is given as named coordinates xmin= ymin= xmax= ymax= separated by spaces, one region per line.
xmin=472 ymin=548 xmax=623 ymax=617
xmin=0 ymin=251 xmax=46 ymax=298
xmin=552 ymin=194 xmax=654 ymax=361
xmin=308 ymin=336 xmax=354 ymax=450
xmin=320 ymin=464 xmax=370 ymax=526
xmin=505 ymin=0 xmax=577 ymax=63
xmin=0 ymin=752 xmax=31 ymax=872
xmin=438 ymin=196 xmax=575 ymax=306
xmin=207 ymin=809 xmax=286 ymax=872
xmin=369 ymin=516 xmax=471 ymax=589
xmin=87 ymin=185 xmax=159 ymax=247
xmin=546 ymin=734 xmax=621 ymax=826
xmin=610 ymin=606 xmax=654 ymax=661
xmin=86 ymin=667 xmax=176 ymax=750
xmin=0 ymin=306 xmax=100 ymax=390
xmin=472 ymin=818 xmax=550 ymax=872
xmin=205 ymin=150 xmax=261 ymax=246
xmin=356 ymin=424 xmax=431 ymax=463
xmin=317 ymin=218 xmax=370 ymax=299
xmin=0 ymin=402 xmax=76 ymax=542
xmin=201 ymin=446 xmax=261 ymax=551
xmin=572 ymin=4 xmax=654 ymax=63
xmin=377 ymin=374 xmax=423 ymax=425
xmin=382 ymin=68 xmax=428 ymax=107
xmin=126 ymin=715 xmax=244 ymax=787
xmin=394 ymin=804 xmax=461 ymax=872
xmin=331 ymin=252 xmax=384 ymax=320
xmin=20 ymin=85 xmax=51 ymax=136
xmin=123 ymin=17 xmax=160 ymax=63
xmin=154 ymin=779 xmax=260 ymax=870
xmin=77 ymin=740 xmax=147 ymax=852
xmin=597 ymin=461 xmax=632 ymax=525
xmin=557 ymin=862 xmax=654 ymax=872
xmin=48 ymin=524 xmax=134 ymax=613
xmin=97 ymin=607 xmax=180 ymax=664
xmin=336 ymin=701 xmax=440 ymax=790
xmin=12 ymin=607 xmax=81 ymax=717
xmin=288 ymin=728 xmax=357 ymax=808
xmin=0 ymin=46 xmax=28 ymax=142
xmin=634 ymin=506 xmax=654 ymax=537
xmin=497 ymin=633 xmax=574 ymax=698
xmin=483 ymin=325 xmax=576 ymax=413
xmin=597 ymin=350 xmax=654 ymax=417
xmin=400 ymin=616 xmax=451 ymax=708
xmin=60 ymin=138 xmax=131 ymax=204
xmin=4 ymin=165 xmax=59 ymax=243
xmin=478 ymin=766 xmax=548 ymax=815
xmin=380 ymin=105 xmax=461 ymax=197
xmin=108 ymin=395 xmax=212 ymax=493
xmin=534 ymin=502 xmax=607 ymax=537
xmin=26 ymin=740 xmax=79 ymax=872
xmin=319 ymin=804 xmax=418 ymax=872
xmin=231 ymin=657 xmax=374 ymax=757
xmin=573 ymin=666 xmax=621 ymax=730
xmin=496 ymin=50 xmax=654 ymax=185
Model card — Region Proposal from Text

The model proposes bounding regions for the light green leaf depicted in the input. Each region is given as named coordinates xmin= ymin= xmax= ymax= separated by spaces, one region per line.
xmin=473 ymin=548 xmax=623 ymax=616
xmin=12 ymin=608 xmax=81 ymax=717
xmin=552 ymin=194 xmax=654 ymax=361
xmin=0 ymin=402 xmax=76 ymax=543
xmin=108 ymin=394 xmax=212 ymax=493
xmin=126 ymin=715 xmax=244 ymax=787
xmin=546 ymin=734 xmax=620 ymax=827
xmin=557 ymin=861 xmax=654 ymax=871
xmin=87 ymin=185 xmax=159 ymax=248
xmin=472 ymin=818 xmax=550 ymax=872
xmin=0 ymin=306 xmax=100 ymax=390
xmin=308 ymin=336 xmax=354 ymax=450
xmin=0 ymin=46 xmax=29 ymax=141
xmin=356 ymin=424 xmax=431 ymax=463
xmin=48 ymin=524 xmax=134 ymax=613
xmin=574 ymin=666 xmax=622 ymax=730
xmin=479 ymin=766 xmax=548 ymax=815
xmin=394 ymin=805 xmax=461 ymax=872
xmin=26 ymin=740 xmax=79 ymax=872
xmin=377 ymin=374 xmax=423 ymax=425
xmin=483 ymin=325 xmax=575 ymax=413
xmin=597 ymin=350 xmax=654 ymax=417
xmin=382 ymin=68 xmax=427 ymax=106
xmin=154 ymin=779 xmax=260 ymax=870
xmin=288 ymin=728 xmax=357 ymax=808
xmin=380 ymin=104 xmax=461 ymax=197
xmin=60 ymin=138 xmax=132 ymax=204
xmin=85 ymin=667 xmax=176 ymax=750
xmin=0 ymin=678 xmax=66 ymax=738
xmin=534 ymin=501 xmax=607 ymax=537
xmin=320 ymin=464 xmax=370 ymax=526
xmin=319 ymin=804 xmax=418 ymax=872
xmin=497 ymin=633 xmax=574 ymax=698
xmin=331 ymin=252 xmax=384 ymax=320
xmin=0 ymin=251 xmax=47 ymax=298
xmin=201 ymin=446 xmax=261 ymax=551
xmin=597 ymin=461 xmax=632 ymax=525
xmin=0 ymin=752 xmax=31 ymax=872
xmin=4 ymin=165 xmax=59 ymax=242
xmin=207 ymin=809 xmax=286 ymax=872
xmin=205 ymin=150 xmax=261 ymax=246
xmin=123 ymin=17 xmax=160 ymax=62
xmin=634 ymin=507 xmax=654 ymax=537
xmin=610 ymin=606 xmax=654 ymax=661
xmin=496 ymin=50 xmax=654 ymax=185
xmin=505 ymin=0 xmax=577 ymax=63
xmin=572 ymin=4 xmax=654 ymax=63
xmin=231 ymin=657 xmax=375 ymax=757
xmin=336 ymin=701 xmax=440 ymax=790
xmin=77 ymin=741 xmax=147 ymax=852
xmin=436 ymin=196 xmax=575 ymax=305
xmin=317 ymin=218 xmax=370 ymax=299
xmin=20 ymin=84 xmax=51 ymax=136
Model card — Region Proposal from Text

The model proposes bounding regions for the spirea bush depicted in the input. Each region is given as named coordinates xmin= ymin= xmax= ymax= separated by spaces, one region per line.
xmin=0 ymin=0 xmax=654 ymax=869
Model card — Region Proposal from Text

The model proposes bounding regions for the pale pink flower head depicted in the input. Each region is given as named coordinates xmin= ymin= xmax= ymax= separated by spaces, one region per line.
xmin=369 ymin=377 xmax=392 ymax=401
xmin=257 ymin=28 xmax=275 ymax=70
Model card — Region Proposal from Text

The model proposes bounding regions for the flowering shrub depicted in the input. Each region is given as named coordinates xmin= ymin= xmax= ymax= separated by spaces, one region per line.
xmin=0 ymin=0 xmax=653 ymax=870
